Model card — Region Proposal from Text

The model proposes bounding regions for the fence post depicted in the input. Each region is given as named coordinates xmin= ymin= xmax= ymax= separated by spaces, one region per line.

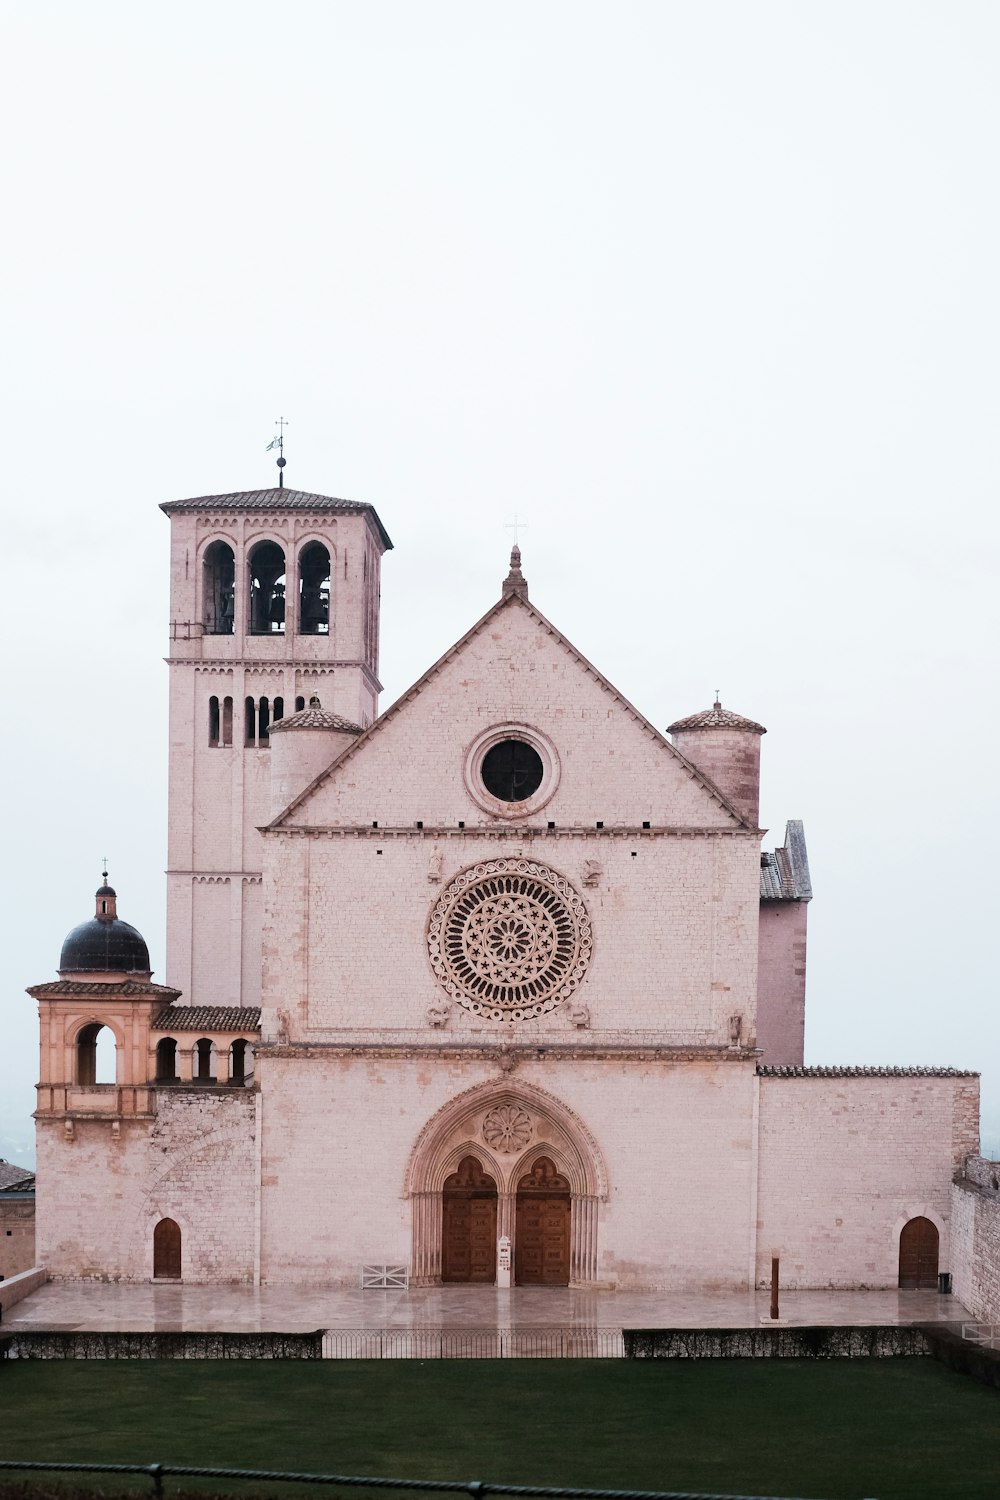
xmin=147 ymin=1463 xmax=164 ymax=1498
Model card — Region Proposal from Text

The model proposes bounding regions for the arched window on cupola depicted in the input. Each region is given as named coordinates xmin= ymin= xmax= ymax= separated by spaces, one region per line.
xmin=77 ymin=1023 xmax=117 ymax=1085
xmin=298 ymin=542 xmax=331 ymax=634
xmin=247 ymin=541 xmax=286 ymax=635
xmin=203 ymin=541 xmax=235 ymax=635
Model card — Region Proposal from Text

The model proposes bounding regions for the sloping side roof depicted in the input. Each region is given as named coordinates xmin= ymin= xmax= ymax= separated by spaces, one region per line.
xmin=152 ymin=1006 xmax=261 ymax=1033
xmin=760 ymin=820 xmax=812 ymax=901
xmin=0 ymin=1161 xmax=35 ymax=1192
xmin=159 ymin=487 xmax=393 ymax=550
xmin=270 ymin=592 xmax=752 ymax=830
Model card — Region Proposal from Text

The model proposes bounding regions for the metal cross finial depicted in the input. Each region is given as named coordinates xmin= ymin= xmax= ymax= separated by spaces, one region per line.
xmin=505 ymin=514 xmax=528 ymax=547
xmin=101 ymin=855 xmax=109 ymax=882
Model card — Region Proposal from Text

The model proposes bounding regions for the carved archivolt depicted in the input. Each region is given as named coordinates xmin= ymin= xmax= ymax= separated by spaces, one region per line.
xmin=427 ymin=858 xmax=592 ymax=1021
xmin=404 ymin=1078 xmax=607 ymax=1198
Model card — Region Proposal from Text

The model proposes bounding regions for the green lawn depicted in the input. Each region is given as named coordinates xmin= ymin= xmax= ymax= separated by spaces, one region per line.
xmin=0 ymin=1359 xmax=997 ymax=1500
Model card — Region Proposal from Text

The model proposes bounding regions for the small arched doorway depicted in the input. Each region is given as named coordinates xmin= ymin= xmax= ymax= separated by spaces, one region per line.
xmin=153 ymin=1218 xmax=182 ymax=1279
xmin=898 ymin=1216 xmax=939 ymax=1288
xmin=515 ymin=1156 xmax=571 ymax=1286
xmin=441 ymin=1156 xmax=497 ymax=1283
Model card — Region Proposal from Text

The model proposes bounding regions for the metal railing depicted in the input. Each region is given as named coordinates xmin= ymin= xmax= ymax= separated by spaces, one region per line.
xmin=0 ymin=1460 xmax=871 ymax=1500
xmin=961 ymin=1321 xmax=999 ymax=1347
xmin=320 ymin=1327 xmax=625 ymax=1358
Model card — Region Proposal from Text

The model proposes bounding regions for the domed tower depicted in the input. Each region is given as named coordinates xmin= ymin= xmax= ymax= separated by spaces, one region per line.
xmin=29 ymin=874 xmax=179 ymax=1118
xmin=667 ymin=697 xmax=766 ymax=827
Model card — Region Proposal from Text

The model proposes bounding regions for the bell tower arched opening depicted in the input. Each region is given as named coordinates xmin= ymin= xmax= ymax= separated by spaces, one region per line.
xmin=298 ymin=542 xmax=331 ymax=635
xmin=247 ymin=541 xmax=286 ymax=635
xmin=202 ymin=541 xmax=235 ymax=635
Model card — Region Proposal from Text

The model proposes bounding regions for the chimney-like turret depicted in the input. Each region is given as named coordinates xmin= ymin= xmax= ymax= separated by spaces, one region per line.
xmin=667 ymin=698 xmax=766 ymax=827
xmin=268 ymin=697 xmax=364 ymax=819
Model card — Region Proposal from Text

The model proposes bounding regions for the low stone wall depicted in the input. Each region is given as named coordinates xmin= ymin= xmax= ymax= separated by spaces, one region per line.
xmin=951 ymin=1164 xmax=1000 ymax=1322
xmin=624 ymin=1325 xmax=934 ymax=1358
xmin=0 ymin=1267 xmax=47 ymax=1319
xmin=2 ymin=1329 xmax=322 ymax=1359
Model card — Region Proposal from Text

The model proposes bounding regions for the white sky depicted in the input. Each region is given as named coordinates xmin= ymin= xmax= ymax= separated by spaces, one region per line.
xmin=2 ymin=1 xmax=997 ymax=1166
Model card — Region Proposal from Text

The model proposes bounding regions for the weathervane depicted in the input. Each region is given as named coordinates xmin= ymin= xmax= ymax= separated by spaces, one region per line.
xmin=266 ymin=417 xmax=289 ymax=489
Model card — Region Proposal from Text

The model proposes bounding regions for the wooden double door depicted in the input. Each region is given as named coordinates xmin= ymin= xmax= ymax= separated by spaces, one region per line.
xmin=898 ymin=1216 xmax=939 ymax=1288
xmin=515 ymin=1158 xmax=571 ymax=1286
xmin=441 ymin=1154 xmax=571 ymax=1286
xmin=442 ymin=1157 xmax=498 ymax=1283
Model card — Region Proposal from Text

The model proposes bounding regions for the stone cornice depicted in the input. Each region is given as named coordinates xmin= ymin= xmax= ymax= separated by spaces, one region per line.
xmin=258 ymin=1041 xmax=760 ymax=1064
xmin=263 ymin=824 xmax=759 ymax=840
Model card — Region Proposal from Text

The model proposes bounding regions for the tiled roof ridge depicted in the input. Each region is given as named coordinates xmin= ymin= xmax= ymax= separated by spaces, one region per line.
xmin=152 ymin=1005 xmax=262 ymax=1032
xmin=159 ymin=488 xmax=393 ymax=549
xmin=759 ymin=821 xmax=812 ymax=902
xmin=667 ymin=704 xmax=767 ymax=734
xmin=758 ymin=1064 xmax=978 ymax=1078
xmin=269 ymin=708 xmax=363 ymax=734
xmin=26 ymin=979 xmax=181 ymax=997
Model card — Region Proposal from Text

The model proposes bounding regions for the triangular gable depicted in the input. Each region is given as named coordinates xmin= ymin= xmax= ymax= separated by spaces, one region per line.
xmin=269 ymin=592 xmax=750 ymax=830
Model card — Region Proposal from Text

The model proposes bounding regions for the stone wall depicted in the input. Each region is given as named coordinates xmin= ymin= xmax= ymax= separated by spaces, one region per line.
xmin=756 ymin=1071 xmax=980 ymax=1287
xmin=0 ymin=1197 xmax=36 ymax=1279
xmin=36 ymin=1089 xmax=256 ymax=1282
xmin=756 ymin=901 xmax=806 ymax=1066
xmin=951 ymin=1157 xmax=1000 ymax=1321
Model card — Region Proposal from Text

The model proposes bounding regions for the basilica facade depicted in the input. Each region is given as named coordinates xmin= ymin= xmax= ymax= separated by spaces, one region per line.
xmin=29 ymin=484 xmax=979 ymax=1291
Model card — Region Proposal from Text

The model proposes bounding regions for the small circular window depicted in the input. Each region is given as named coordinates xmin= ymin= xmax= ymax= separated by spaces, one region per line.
xmin=464 ymin=723 xmax=560 ymax=818
xmin=481 ymin=739 xmax=544 ymax=803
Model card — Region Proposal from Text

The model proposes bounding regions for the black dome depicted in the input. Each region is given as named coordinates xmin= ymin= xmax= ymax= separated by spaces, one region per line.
xmin=59 ymin=917 xmax=150 ymax=974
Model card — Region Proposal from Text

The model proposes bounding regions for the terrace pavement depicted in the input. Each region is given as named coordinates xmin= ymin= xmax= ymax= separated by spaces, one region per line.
xmin=2 ymin=1281 xmax=969 ymax=1334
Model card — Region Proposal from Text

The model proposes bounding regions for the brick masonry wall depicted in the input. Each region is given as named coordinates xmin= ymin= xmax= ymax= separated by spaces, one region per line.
xmin=36 ymin=1090 xmax=256 ymax=1283
xmin=951 ymin=1158 xmax=1000 ymax=1321
xmin=757 ymin=1074 xmax=980 ymax=1287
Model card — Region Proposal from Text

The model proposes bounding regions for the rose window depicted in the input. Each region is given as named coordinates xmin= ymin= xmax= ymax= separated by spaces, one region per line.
xmin=427 ymin=858 xmax=592 ymax=1020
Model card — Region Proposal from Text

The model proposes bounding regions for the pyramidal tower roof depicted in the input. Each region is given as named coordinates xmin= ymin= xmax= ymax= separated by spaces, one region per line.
xmin=667 ymin=698 xmax=766 ymax=735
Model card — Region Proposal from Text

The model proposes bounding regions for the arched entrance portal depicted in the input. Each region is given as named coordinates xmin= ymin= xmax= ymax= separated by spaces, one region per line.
xmin=442 ymin=1156 xmax=498 ymax=1283
xmin=898 ymin=1216 xmax=939 ymax=1288
xmin=406 ymin=1082 xmax=607 ymax=1287
xmin=515 ymin=1157 xmax=570 ymax=1285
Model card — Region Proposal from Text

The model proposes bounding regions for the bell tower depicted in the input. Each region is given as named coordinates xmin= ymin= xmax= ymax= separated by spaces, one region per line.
xmin=160 ymin=483 xmax=392 ymax=1009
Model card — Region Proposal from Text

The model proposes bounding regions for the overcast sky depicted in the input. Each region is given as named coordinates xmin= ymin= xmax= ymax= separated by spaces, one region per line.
xmin=2 ymin=1 xmax=997 ymax=1166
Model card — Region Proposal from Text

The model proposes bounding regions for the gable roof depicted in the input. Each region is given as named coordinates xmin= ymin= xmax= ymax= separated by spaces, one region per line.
xmin=159 ymin=487 xmax=393 ymax=550
xmin=269 ymin=591 xmax=753 ymax=830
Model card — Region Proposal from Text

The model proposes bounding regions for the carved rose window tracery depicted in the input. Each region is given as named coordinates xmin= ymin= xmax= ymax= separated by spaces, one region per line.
xmin=427 ymin=858 xmax=592 ymax=1021
xmin=482 ymin=1104 xmax=532 ymax=1153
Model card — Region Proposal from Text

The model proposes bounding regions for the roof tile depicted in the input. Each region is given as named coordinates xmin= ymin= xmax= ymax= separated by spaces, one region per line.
xmin=152 ymin=1006 xmax=261 ymax=1033
xmin=159 ymin=488 xmax=392 ymax=549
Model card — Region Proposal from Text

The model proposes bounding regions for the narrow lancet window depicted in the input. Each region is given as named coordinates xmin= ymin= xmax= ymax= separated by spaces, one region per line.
xmin=209 ymin=696 xmax=220 ymax=747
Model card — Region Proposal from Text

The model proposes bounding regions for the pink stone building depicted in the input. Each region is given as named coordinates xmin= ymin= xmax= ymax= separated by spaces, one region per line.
xmin=28 ymin=484 xmax=981 ymax=1292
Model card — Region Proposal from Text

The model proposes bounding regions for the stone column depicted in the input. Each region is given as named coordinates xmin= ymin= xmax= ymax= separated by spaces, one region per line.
xmin=409 ymin=1192 xmax=442 ymax=1285
xmin=215 ymin=1042 xmax=230 ymax=1086
xmin=570 ymin=1194 xmax=599 ymax=1285
xmin=177 ymin=1043 xmax=195 ymax=1083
